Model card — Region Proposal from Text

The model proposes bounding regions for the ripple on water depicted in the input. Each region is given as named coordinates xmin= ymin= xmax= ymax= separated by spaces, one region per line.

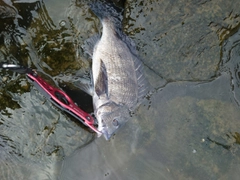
xmin=0 ymin=87 xmax=95 ymax=179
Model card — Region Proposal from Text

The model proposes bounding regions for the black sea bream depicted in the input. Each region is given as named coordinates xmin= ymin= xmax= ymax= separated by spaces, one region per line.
xmin=82 ymin=1 xmax=148 ymax=140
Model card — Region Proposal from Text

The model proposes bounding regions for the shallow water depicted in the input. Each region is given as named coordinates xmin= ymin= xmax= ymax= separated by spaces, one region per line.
xmin=1 ymin=0 xmax=240 ymax=179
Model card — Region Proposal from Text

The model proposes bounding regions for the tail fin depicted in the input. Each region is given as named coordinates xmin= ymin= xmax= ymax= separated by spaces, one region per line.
xmin=89 ymin=0 xmax=123 ymax=29
xmin=89 ymin=0 xmax=142 ymax=60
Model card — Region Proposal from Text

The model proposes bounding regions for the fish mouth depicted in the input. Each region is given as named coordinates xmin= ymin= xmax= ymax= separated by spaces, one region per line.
xmin=101 ymin=129 xmax=111 ymax=141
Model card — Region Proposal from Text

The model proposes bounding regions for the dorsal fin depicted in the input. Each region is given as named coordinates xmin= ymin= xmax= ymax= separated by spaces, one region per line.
xmin=133 ymin=56 xmax=149 ymax=102
xmin=94 ymin=60 xmax=108 ymax=97
xmin=120 ymin=32 xmax=149 ymax=102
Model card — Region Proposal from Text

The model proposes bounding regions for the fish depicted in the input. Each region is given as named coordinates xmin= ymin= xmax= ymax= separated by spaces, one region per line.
xmin=81 ymin=1 xmax=148 ymax=140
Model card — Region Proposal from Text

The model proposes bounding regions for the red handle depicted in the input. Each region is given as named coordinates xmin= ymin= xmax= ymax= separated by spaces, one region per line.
xmin=27 ymin=72 xmax=101 ymax=134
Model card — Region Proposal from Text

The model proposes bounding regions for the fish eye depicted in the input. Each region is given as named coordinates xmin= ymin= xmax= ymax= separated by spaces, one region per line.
xmin=112 ymin=119 xmax=119 ymax=127
xmin=101 ymin=119 xmax=106 ymax=127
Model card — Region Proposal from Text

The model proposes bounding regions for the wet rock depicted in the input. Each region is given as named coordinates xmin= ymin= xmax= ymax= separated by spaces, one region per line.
xmin=132 ymin=73 xmax=240 ymax=179
xmin=1 ymin=1 xmax=240 ymax=179
xmin=124 ymin=0 xmax=240 ymax=81
xmin=220 ymin=28 xmax=240 ymax=105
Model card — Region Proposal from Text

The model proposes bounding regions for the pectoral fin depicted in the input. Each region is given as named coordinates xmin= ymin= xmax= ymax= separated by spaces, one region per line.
xmin=95 ymin=60 xmax=108 ymax=97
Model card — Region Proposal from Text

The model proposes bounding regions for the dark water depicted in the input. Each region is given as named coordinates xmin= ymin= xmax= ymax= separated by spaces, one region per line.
xmin=1 ymin=0 xmax=240 ymax=179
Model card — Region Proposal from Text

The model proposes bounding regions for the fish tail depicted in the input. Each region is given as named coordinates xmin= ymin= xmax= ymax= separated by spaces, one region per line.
xmin=89 ymin=0 xmax=123 ymax=29
xmin=90 ymin=1 xmax=141 ymax=59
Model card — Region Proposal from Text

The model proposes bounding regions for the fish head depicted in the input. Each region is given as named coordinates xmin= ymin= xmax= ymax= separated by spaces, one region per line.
xmin=96 ymin=102 xmax=129 ymax=140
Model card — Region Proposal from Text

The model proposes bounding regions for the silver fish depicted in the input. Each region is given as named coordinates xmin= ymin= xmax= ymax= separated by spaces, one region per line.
xmin=82 ymin=1 xmax=148 ymax=140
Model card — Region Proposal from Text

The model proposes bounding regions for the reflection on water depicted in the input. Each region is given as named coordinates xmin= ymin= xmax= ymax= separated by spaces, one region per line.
xmin=1 ymin=0 xmax=240 ymax=179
